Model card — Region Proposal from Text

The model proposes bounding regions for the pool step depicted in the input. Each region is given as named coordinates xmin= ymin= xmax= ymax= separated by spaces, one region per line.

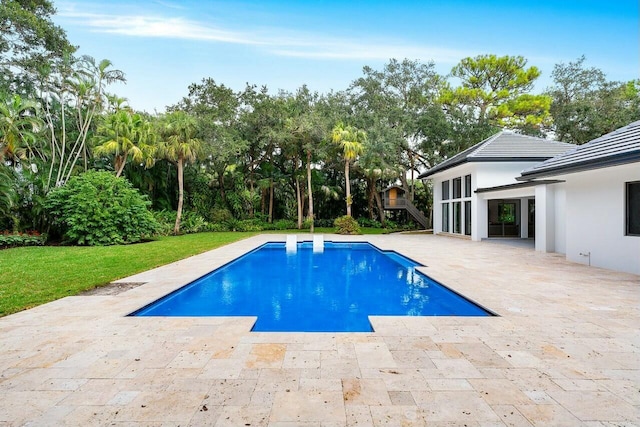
xmin=313 ymin=235 xmax=324 ymax=253
xmin=286 ymin=235 xmax=297 ymax=253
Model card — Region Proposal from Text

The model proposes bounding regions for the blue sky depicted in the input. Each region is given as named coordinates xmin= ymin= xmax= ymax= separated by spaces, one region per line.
xmin=53 ymin=0 xmax=639 ymax=113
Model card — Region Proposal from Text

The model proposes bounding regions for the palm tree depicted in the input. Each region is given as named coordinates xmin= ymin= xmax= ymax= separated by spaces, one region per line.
xmin=0 ymin=95 xmax=42 ymax=166
xmin=94 ymin=110 xmax=155 ymax=177
xmin=331 ymin=122 xmax=367 ymax=217
xmin=158 ymin=111 xmax=202 ymax=234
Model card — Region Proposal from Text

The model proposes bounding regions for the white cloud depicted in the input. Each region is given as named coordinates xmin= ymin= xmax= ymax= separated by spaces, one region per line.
xmin=57 ymin=8 xmax=469 ymax=63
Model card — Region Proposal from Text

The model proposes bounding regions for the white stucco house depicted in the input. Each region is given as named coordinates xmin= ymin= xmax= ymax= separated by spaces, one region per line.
xmin=420 ymin=121 xmax=640 ymax=275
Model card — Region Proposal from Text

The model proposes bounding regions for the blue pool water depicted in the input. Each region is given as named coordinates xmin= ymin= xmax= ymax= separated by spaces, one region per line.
xmin=132 ymin=242 xmax=491 ymax=332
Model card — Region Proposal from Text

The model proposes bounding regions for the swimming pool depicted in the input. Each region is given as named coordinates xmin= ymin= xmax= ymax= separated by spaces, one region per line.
xmin=131 ymin=241 xmax=492 ymax=332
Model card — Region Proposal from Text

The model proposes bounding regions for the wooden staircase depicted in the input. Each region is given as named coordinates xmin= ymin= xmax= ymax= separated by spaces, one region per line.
xmin=383 ymin=197 xmax=429 ymax=229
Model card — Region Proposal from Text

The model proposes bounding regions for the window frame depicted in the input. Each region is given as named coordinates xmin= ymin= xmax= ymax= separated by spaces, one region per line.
xmin=442 ymin=203 xmax=449 ymax=232
xmin=442 ymin=180 xmax=450 ymax=201
xmin=464 ymin=174 xmax=472 ymax=198
xmin=464 ymin=200 xmax=472 ymax=236
xmin=453 ymin=177 xmax=462 ymax=199
xmin=453 ymin=201 xmax=462 ymax=234
xmin=626 ymin=181 xmax=640 ymax=236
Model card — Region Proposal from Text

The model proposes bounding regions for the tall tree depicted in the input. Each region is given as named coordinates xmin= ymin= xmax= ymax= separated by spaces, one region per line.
xmin=357 ymin=121 xmax=404 ymax=224
xmin=158 ymin=111 xmax=202 ymax=234
xmin=284 ymin=87 xmax=329 ymax=231
xmin=442 ymin=54 xmax=552 ymax=140
xmin=39 ymin=55 xmax=125 ymax=190
xmin=239 ymin=88 xmax=290 ymax=222
xmin=547 ymin=56 xmax=640 ymax=144
xmin=349 ymin=59 xmax=448 ymax=196
xmin=0 ymin=0 xmax=75 ymax=94
xmin=175 ymin=78 xmax=248 ymax=208
xmin=332 ymin=122 xmax=366 ymax=217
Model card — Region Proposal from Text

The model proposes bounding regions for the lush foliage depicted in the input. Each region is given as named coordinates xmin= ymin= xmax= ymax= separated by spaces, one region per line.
xmin=0 ymin=231 xmax=46 ymax=248
xmin=546 ymin=56 xmax=640 ymax=144
xmin=0 ymin=0 xmax=75 ymax=93
xmin=45 ymin=171 xmax=158 ymax=245
xmin=1 ymin=3 xmax=636 ymax=241
xmin=334 ymin=215 xmax=361 ymax=235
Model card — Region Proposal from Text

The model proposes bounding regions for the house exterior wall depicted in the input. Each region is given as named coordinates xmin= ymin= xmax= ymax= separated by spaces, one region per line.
xmin=472 ymin=162 xmax=540 ymax=189
xmin=425 ymin=156 xmax=640 ymax=275
xmin=429 ymin=161 xmax=540 ymax=240
xmin=559 ymin=163 xmax=640 ymax=275
xmin=431 ymin=163 xmax=475 ymax=236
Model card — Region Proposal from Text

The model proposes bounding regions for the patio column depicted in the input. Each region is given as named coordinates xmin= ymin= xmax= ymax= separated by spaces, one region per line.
xmin=473 ymin=194 xmax=486 ymax=242
xmin=520 ymin=198 xmax=529 ymax=238
xmin=535 ymin=185 xmax=555 ymax=252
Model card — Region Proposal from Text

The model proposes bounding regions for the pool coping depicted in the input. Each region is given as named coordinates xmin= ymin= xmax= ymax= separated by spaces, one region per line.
xmin=1 ymin=233 xmax=638 ymax=426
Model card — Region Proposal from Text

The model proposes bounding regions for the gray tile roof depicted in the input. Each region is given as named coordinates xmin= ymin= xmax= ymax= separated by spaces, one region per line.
xmin=418 ymin=132 xmax=575 ymax=179
xmin=519 ymin=120 xmax=640 ymax=180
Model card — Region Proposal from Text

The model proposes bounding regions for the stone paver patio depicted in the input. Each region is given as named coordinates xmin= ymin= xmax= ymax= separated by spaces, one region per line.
xmin=1 ymin=234 xmax=638 ymax=426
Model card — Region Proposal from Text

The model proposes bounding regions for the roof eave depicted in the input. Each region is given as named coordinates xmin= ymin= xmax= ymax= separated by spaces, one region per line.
xmin=518 ymin=152 xmax=640 ymax=181
xmin=475 ymin=179 xmax=564 ymax=193
xmin=418 ymin=157 xmax=554 ymax=180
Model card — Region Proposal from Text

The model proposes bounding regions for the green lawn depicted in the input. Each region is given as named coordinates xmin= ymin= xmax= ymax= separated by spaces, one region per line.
xmin=0 ymin=228 xmax=388 ymax=317
xmin=0 ymin=232 xmax=258 ymax=316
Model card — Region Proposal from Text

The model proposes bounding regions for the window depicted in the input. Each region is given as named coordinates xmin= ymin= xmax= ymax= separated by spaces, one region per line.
xmin=442 ymin=180 xmax=450 ymax=200
xmin=464 ymin=201 xmax=471 ymax=236
xmin=627 ymin=181 xmax=640 ymax=236
xmin=453 ymin=202 xmax=462 ymax=234
xmin=464 ymin=175 xmax=471 ymax=197
xmin=442 ymin=203 xmax=449 ymax=232
xmin=453 ymin=177 xmax=462 ymax=199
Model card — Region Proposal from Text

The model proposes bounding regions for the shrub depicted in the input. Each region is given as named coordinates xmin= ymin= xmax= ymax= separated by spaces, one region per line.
xmin=274 ymin=219 xmax=296 ymax=230
xmin=334 ymin=215 xmax=361 ymax=235
xmin=207 ymin=222 xmax=230 ymax=232
xmin=223 ymin=217 xmax=240 ymax=231
xmin=210 ymin=207 xmax=233 ymax=223
xmin=315 ymin=218 xmax=335 ymax=228
xmin=235 ymin=219 xmax=263 ymax=232
xmin=180 ymin=211 xmax=208 ymax=233
xmin=45 ymin=171 xmax=159 ymax=245
xmin=153 ymin=209 xmax=176 ymax=235
xmin=153 ymin=210 xmax=209 ymax=235
xmin=0 ymin=231 xmax=46 ymax=248
xmin=357 ymin=217 xmax=382 ymax=228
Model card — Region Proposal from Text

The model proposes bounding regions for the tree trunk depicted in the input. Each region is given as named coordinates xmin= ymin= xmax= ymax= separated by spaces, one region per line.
xmin=295 ymin=177 xmax=302 ymax=229
xmin=374 ymin=190 xmax=386 ymax=227
xmin=307 ymin=150 xmax=314 ymax=233
xmin=249 ymin=155 xmax=255 ymax=218
xmin=345 ymin=160 xmax=351 ymax=217
xmin=174 ymin=158 xmax=184 ymax=234
xmin=268 ymin=179 xmax=274 ymax=223
xmin=410 ymin=154 xmax=415 ymax=202
xmin=367 ymin=176 xmax=375 ymax=220
xmin=400 ymin=174 xmax=410 ymax=195
xmin=217 ymin=171 xmax=226 ymax=203
xmin=115 ymin=154 xmax=127 ymax=178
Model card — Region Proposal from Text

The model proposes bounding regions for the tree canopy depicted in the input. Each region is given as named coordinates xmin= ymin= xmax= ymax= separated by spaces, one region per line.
xmin=0 ymin=2 xmax=636 ymax=240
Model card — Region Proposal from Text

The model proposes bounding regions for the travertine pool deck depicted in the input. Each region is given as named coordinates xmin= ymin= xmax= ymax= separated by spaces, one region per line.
xmin=1 ymin=234 xmax=638 ymax=426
